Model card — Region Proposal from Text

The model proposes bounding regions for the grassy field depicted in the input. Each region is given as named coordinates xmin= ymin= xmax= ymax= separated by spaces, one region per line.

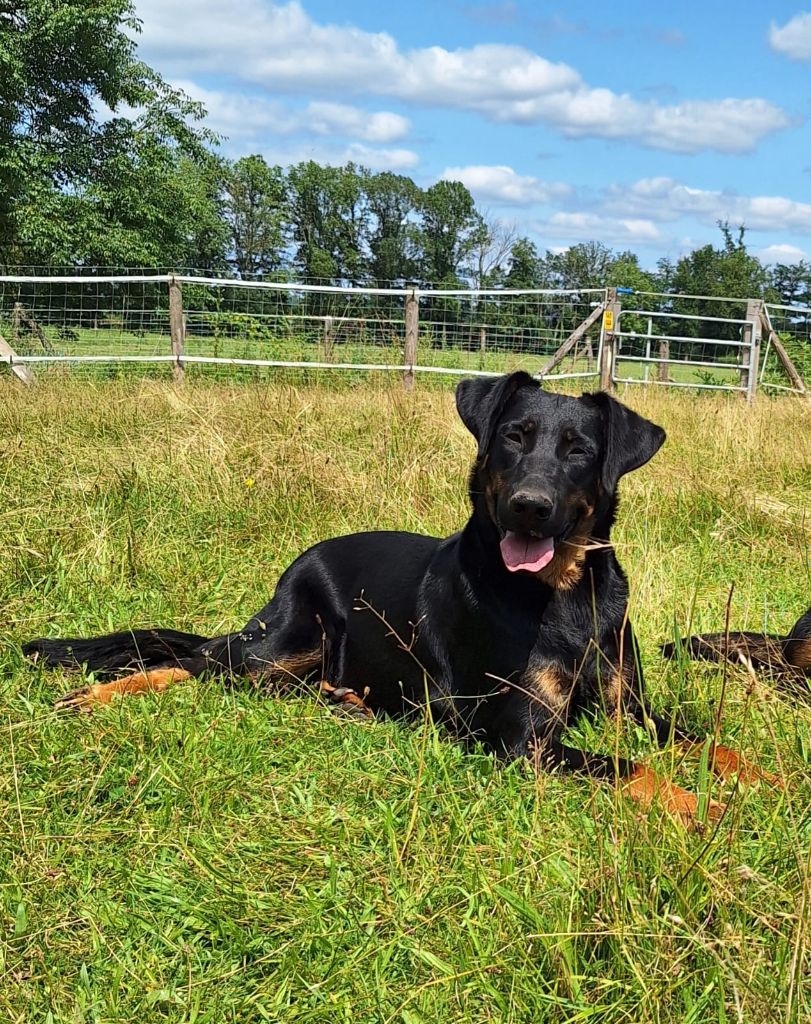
xmin=1 ymin=377 xmax=809 ymax=1023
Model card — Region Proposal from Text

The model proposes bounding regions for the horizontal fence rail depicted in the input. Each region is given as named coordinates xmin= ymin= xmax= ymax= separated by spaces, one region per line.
xmin=611 ymin=302 xmax=754 ymax=396
xmin=0 ymin=274 xmax=808 ymax=399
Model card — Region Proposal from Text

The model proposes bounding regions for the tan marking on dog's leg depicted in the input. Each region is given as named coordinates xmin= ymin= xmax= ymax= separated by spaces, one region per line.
xmin=602 ymin=669 xmax=625 ymax=720
xmin=55 ymin=667 xmax=193 ymax=712
xmin=623 ymin=764 xmax=724 ymax=824
xmin=246 ymin=649 xmax=324 ymax=689
xmin=525 ymin=666 xmax=571 ymax=725
xmin=678 ymin=740 xmax=783 ymax=789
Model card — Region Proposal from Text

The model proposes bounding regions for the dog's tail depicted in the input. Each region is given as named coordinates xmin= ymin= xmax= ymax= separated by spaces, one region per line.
xmin=22 ymin=628 xmax=209 ymax=679
xmin=661 ymin=607 xmax=811 ymax=676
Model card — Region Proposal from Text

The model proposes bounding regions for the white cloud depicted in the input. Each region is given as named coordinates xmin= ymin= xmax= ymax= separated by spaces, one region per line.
xmin=603 ymin=177 xmax=811 ymax=233
xmin=757 ymin=243 xmax=808 ymax=264
xmin=256 ymin=140 xmax=419 ymax=172
xmin=440 ymin=165 xmax=571 ymax=205
xmin=769 ymin=13 xmax=811 ymax=60
xmin=133 ymin=0 xmax=790 ymax=154
xmin=540 ymin=212 xmax=665 ymax=245
xmin=510 ymin=93 xmax=790 ymax=154
xmin=342 ymin=143 xmax=419 ymax=170
xmin=306 ymin=103 xmax=409 ymax=143
xmin=175 ymin=81 xmax=409 ymax=144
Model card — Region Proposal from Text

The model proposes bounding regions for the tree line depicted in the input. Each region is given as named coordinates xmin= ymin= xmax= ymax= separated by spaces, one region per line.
xmin=3 ymin=1 xmax=811 ymax=314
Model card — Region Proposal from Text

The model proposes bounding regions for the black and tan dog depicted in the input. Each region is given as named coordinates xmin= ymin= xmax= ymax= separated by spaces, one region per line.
xmin=24 ymin=372 xmax=777 ymax=817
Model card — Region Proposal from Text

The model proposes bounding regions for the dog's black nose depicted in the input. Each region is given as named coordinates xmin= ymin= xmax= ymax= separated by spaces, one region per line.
xmin=509 ymin=491 xmax=553 ymax=523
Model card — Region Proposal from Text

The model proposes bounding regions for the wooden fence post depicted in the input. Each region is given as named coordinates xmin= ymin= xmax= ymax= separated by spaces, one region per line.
xmin=598 ymin=287 xmax=620 ymax=391
xmin=742 ymin=299 xmax=762 ymax=402
xmin=323 ymin=316 xmax=334 ymax=362
xmin=403 ymin=287 xmax=419 ymax=390
xmin=479 ymin=327 xmax=486 ymax=362
xmin=0 ymin=333 xmax=35 ymax=384
xmin=759 ymin=308 xmax=810 ymax=401
xmin=539 ymin=302 xmax=605 ymax=377
xmin=11 ymin=303 xmax=22 ymax=344
xmin=657 ymin=338 xmax=671 ymax=382
xmin=168 ymin=276 xmax=185 ymax=383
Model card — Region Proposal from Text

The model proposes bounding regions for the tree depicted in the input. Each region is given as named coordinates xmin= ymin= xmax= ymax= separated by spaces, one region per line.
xmin=769 ymin=260 xmax=811 ymax=307
xmin=286 ymin=161 xmax=368 ymax=283
xmin=222 ymin=156 xmax=287 ymax=278
xmin=606 ymin=250 xmax=655 ymax=294
xmin=363 ymin=170 xmax=420 ymax=285
xmin=668 ymin=222 xmax=771 ymax=342
xmin=540 ymin=241 xmax=614 ymax=291
xmin=1 ymin=0 xmax=219 ymax=267
xmin=671 ymin=223 xmax=770 ymax=302
xmin=465 ymin=212 xmax=517 ymax=290
xmin=504 ymin=238 xmax=542 ymax=289
xmin=416 ymin=180 xmax=478 ymax=285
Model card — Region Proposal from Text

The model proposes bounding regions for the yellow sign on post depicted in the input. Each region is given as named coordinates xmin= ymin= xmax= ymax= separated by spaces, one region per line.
xmin=602 ymin=309 xmax=614 ymax=333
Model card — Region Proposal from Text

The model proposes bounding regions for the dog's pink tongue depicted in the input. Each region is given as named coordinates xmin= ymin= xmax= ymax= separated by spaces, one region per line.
xmin=500 ymin=532 xmax=555 ymax=573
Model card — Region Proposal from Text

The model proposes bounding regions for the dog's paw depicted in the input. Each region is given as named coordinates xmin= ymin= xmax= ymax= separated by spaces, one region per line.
xmin=706 ymin=745 xmax=783 ymax=789
xmin=623 ymin=765 xmax=724 ymax=826
xmin=319 ymin=682 xmax=374 ymax=720
xmin=53 ymin=684 xmax=105 ymax=713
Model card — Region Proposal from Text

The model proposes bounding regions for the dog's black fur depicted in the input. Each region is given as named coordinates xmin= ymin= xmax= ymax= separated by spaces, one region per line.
xmin=662 ymin=608 xmax=811 ymax=687
xmin=26 ymin=373 xmax=724 ymax=792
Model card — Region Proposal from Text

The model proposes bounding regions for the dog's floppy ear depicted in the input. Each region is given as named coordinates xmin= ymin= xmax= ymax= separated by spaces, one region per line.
xmin=584 ymin=392 xmax=666 ymax=493
xmin=456 ymin=371 xmax=538 ymax=457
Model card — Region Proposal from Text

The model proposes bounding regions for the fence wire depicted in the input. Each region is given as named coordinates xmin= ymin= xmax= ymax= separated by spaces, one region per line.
xmin=762 ymin=302 xmax=811 ymax=395
xmin=0 ymin=275 xmax=607 ymax=382
xmin=1 ymin=275 xmax=808 ymax=396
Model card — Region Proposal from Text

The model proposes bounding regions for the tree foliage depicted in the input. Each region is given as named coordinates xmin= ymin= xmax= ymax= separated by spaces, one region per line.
xmin=1 ymin=0 xmax=220 ymax=267
xmin=1 ymin=5 xmax=809 ymax=314
xmin=222 ymin=156 xmax=286 ymax=278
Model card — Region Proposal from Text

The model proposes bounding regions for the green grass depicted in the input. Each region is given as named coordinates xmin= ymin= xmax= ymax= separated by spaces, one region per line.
xmin=1 ymin=378 xmax=810 ymax=1023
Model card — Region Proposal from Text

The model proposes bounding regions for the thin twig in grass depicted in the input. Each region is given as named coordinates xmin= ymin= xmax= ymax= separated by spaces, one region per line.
xmin=712 ymin=582 xmax=736 ymax=779
xmin=396 ymin=689 xmax=431 ymax=866
xmin=8 ymin=717 xmax=27 ymax=854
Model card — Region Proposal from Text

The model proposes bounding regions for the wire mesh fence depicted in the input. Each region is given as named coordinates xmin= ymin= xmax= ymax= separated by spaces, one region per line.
xmin=762 ymin=302 xmax=811 ymax=395
xmin=0 ymin=274 xmax=608 ymax=383
xmin=0 ymin=274 xmax=808 ymax=397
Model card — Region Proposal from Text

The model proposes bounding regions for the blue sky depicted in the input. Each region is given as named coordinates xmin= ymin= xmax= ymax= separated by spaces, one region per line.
xmin=132 ymin=1 xmax=811 ymax=268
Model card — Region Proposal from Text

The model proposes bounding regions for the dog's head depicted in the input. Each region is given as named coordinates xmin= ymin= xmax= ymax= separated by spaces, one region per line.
xmin=456 ymin=372 xmax=665 ymax=579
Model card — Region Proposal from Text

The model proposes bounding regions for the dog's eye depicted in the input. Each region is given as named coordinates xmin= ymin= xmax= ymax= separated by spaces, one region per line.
xmin=505 ymin=430 xmax=523 ymax=446
xmin=568 ymin=446 xmax=588 ymax=458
